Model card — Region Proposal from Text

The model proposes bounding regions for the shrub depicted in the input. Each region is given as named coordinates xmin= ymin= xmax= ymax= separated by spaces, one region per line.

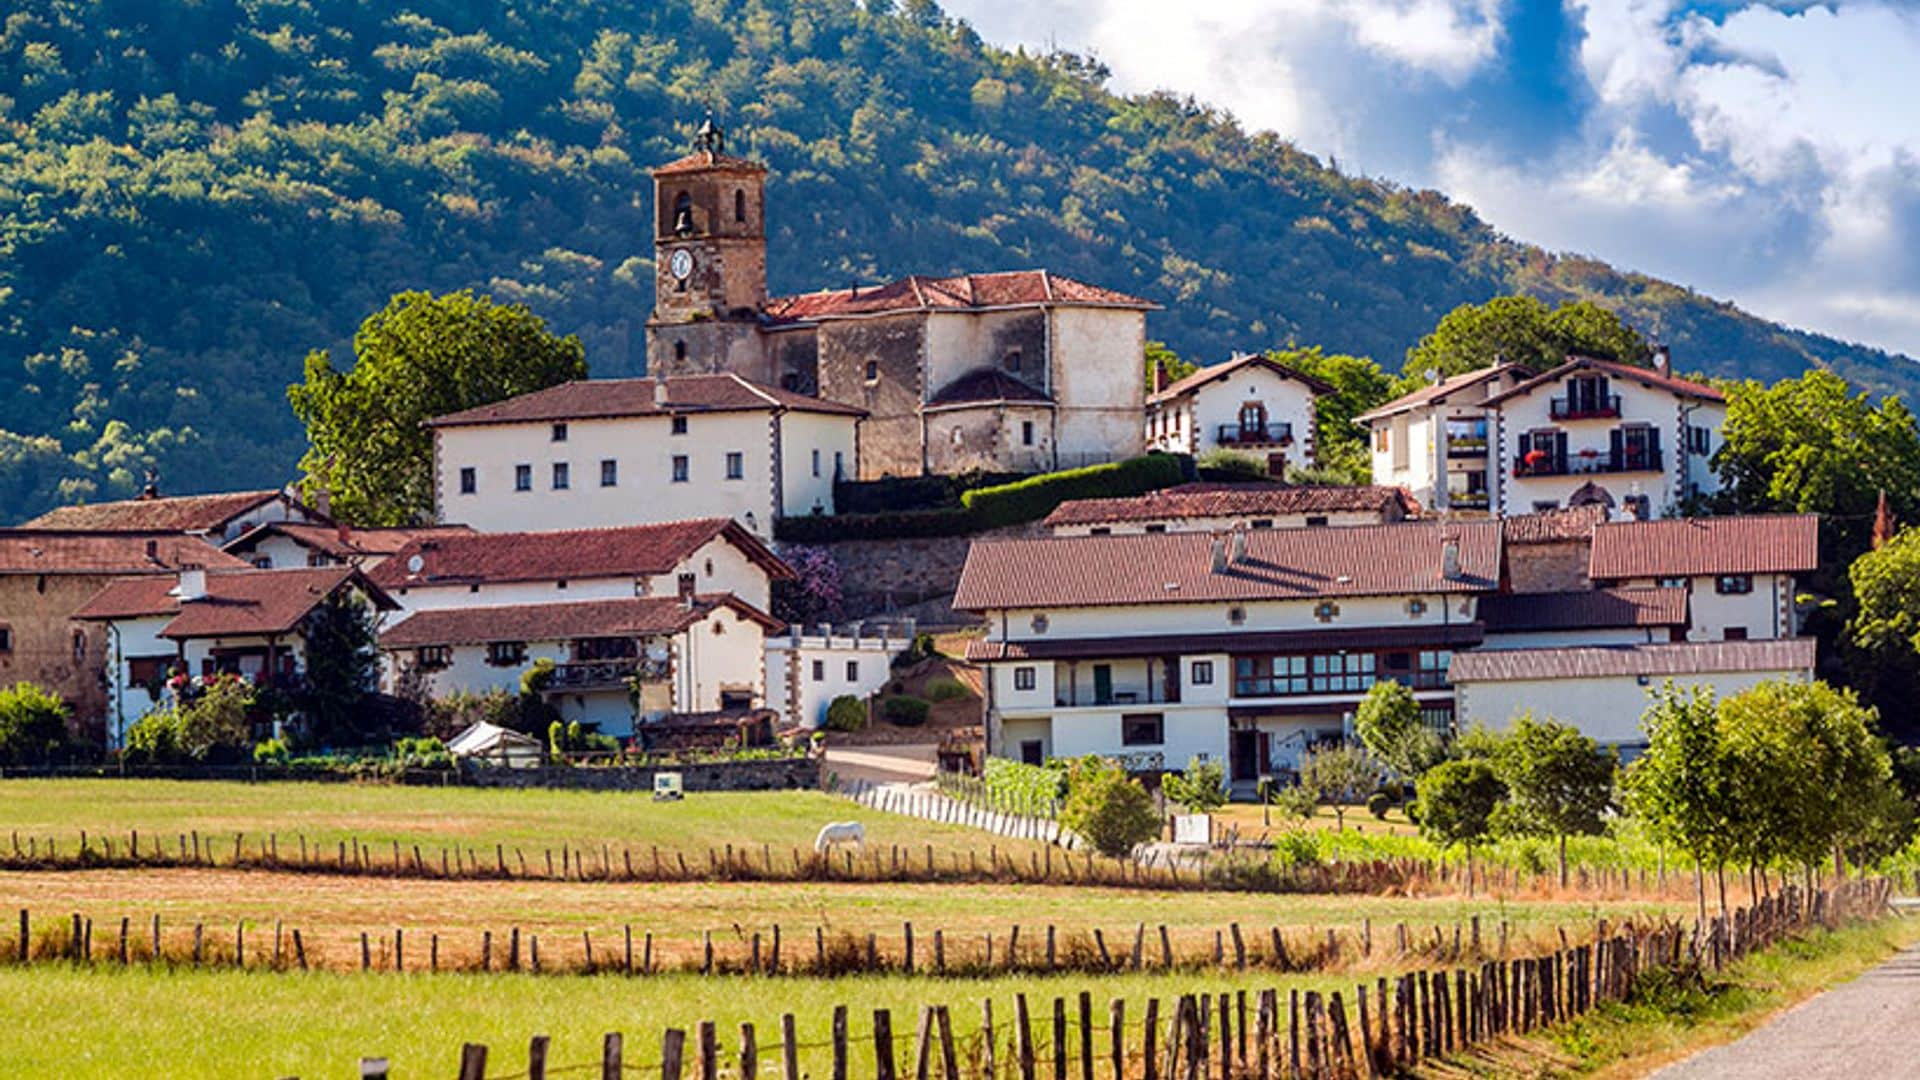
xmin=881 ymin=696 xmax=930 ymax=726
xmin=1367 ymin=791 xmax=1393 ymax=820
xmin=892 ymin=633 xmax=941 ymax=669
xmin=392 ymin=736 xmax=452 ymax=769
xmin=520 ymin=658 xmax=557 ymax=696
xmin=823 ymin=695 xmax=867 ymax=733
xmin=0 ymin=682 xmax=72 ymax=765
xmin=1196 ymin=448 xmax=1270 ymax=479
xmin=252 ymin=737 xmax=293 ymax=765
xmin=1271 ymin=829 xmax=1324 ymax=869
xmin=925 ymin=678 xmax=970 ymax=702
xmin=1270 ymin=783 xmax=1319 ymax=820
xmin=124 ymin=709 xmax=185 ymax=764
xmin=1162 ymin=756 xmax=1228 ymax=814
xmin=1059 ymin=757 xmax=1161 ymax=858
xmin=421 ymin=689 xmax=520 ymax=740
xmin=983 ymin=756 xmax=1068 ymax=809
xmin=960 ymin=453 xmax=1188 ymax=529
xmin=775 ymin=507 xmax=980 ymax=543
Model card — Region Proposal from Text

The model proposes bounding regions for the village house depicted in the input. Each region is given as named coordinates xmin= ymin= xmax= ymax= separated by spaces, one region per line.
xmin=1145 ymin=354 xmax=1332 ymax=472
xmin=23 ymin=487 xmax=327 ymax=544
xmin=0 ymin=532 xmax=250 ymax=742
xmin=765 ymin=622 xmax=913 ymax=730
xmin=426 ymin=374 xmax=862 ymax=538
xmin=643 ymin=122 xmax=1153 ymax=479
xmin=224 ymin=522 xmax=473 ymax=571
xmin=1044 ymin=483 xmax=1420 ymax=536
xmin=1355 ymin=364 xmax=1527 ymax=514
xmin=955 ymin=521 xmax=1499 ymax=795
xmin=1586 ymin=514 xmax=1817 ymax=642
xmin=74 ymin=565 xmax=398 ymax=746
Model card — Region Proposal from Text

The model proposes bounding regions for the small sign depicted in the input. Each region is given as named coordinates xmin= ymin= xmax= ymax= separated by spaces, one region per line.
xmin=1173 ymin=813 xmax=1211 ymax=845
xmin=653 ymin=772 xmax=684 ymax=801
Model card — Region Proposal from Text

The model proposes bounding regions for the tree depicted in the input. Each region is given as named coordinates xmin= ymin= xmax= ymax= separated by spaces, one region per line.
xmin=1162 ymin=756 xmax=1227 ymax=814
xmin=1145 ymin=341 xmax=1198 ymax=392
xmin=1849 ymin=527 xmax=1920 ymax=661
xmin=1353 ymin=680 xmax=1444 ymax=779
xmin=294 ymin=590 xmax=381 ymax=747
xmin=1414 ymin=758 xmax=1505 ymax=894
xmin=1405 ymin=296 xmax=1651 ymax=379
xmin=1495 ymin=714 xmax=1616 ymax=887
xmin=0 ymin=682 xmax=73 ymax=765
xmin=1267 ymin=347 xmax=1394 ymax=484
xmin=1625 ymin=683 xmax=1734 ymax=923
xmin=288 ymin=290 xmax=588 ymax=526
xmin=1298 ymin=744 xmax=1384 ymax=831
xmin=1059 ymin=757 xmax=1163 ymax=858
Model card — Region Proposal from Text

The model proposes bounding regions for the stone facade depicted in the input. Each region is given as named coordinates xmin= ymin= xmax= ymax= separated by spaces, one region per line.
xmin=814 ymin=313 xmax=929 ymax=478
xmin=0 ymin=574 xmax=110 ymax=743
xmin=1505 ymin=540 xmax=1592 ymax=594
xmin=778 ymin=523 xmax=1047 ymax=625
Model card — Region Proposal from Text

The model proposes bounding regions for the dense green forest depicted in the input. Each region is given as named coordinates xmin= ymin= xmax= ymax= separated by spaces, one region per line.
xmin=1 ymin=0 xmax=1915 ymax=523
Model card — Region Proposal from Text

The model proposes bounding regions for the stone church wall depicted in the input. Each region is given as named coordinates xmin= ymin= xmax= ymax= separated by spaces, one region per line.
xmin=815 ymin=313 xmax=928 ymax=479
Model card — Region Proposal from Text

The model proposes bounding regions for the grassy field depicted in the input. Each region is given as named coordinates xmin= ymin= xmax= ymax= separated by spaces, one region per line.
xmin=0 ymin=868 xmax=1687 ymax=971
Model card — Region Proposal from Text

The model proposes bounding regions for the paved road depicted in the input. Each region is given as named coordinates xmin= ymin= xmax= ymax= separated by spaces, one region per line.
xmin=1651 ymin=943 xmax=1920 ymax=1079
xmin=822 ymin=743 xmax=937 ymax=786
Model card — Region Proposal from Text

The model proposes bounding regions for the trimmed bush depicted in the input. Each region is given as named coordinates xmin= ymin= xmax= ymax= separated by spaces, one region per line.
xmin=925 ymin=678 xmax=970 ymax=702
xmin=834 ymin=471 xmax=1025 ymax=514
xmin=1059 ymin=757 xmax=1161 ymax=858
xmin=1196 ymin=448 xmax=1270 ymax=480
xmin=823 ymin=695 xmax=867 ymax=733
xmin=1162 ymin=756 xmax=1228 ymax=814
xmin=960 ymin=453 xmax=1188 ymax=529
xmin=0 ymin=682 xmax=72 ymax=765
xmin=881 ymin=696 xmax=931 ymax=726
xmin=1367 ymin=791 xmax=1393 ymax=820
xmin=1270 ymin=783 xmax=1319 ymax=820
xmin=774 ymin=507 xmax=978 ymax=543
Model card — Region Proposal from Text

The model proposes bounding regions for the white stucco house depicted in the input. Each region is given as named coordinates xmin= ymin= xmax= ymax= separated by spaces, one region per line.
xmin=427 ymin=373 xmax=863 ymax=538
xmin=1587 ymin=514 xmax=1816 ymax=642
xmin=956 ymin=521 xmax=1499 ymax=794
xmin=1146 ymin=354 xmax=1332 ymax=472
xmin=75 ymin=565 xmax=399 ymax=746
xmin=765 ymin=622 xmax=913 ymax=729
xmin=25 ymin=487 xmax=329 ymax=544
xmin=1355 ymin=364 xmax=1527 ymax=514
xmin=224 ymin=522 xmax=473 ymax=571
xmin=1044 ymin=483 xmax=1420 ymax=536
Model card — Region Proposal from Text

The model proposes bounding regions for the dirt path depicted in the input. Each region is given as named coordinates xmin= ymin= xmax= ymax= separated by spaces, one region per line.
xmin=1651 ymin=943 xmax=1920 ymax=1079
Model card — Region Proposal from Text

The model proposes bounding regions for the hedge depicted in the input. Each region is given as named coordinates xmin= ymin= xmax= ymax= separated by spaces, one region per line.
xmin=881 ymin=696 xmax=931 ymax=726
xmin=834 ymin=470 xmax=1026 ymax=514
xmin=960 ymin=453 xmax=1188 ymax=529
xmin=774 ymin=506 xmax=979 ymax=543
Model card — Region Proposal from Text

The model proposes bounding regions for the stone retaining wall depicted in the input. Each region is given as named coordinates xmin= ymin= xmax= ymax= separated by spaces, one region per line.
xmin=449 ymin=756 xmax=820 ymax=792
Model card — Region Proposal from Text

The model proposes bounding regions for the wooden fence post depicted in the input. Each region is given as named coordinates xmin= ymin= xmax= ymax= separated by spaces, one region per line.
xmin=832 ymin=1005 xmax=849 ymax=1080
xmin=458 ymin=1044 xmax=488 ymax=1080
xmin=699 ymin=1021 xmax=717 ymax=1080
xmin=740 ymin=1022 xmax=758 ymax=1080
xmin=1015 ymin=994 xmax=1036 ymax=1080
xmin=603 ymin=1033 xmax=623 ymax=1080
xmin=782 ymin=1014 xmax=800 ymax=1080
xmin=529 ymin=1035 xmax=550 ymax=1080
xmin=875 ymin=1009 xmax=897 ymax=1080
xmin=663 ymin=1029 xmax=687 ymax=1080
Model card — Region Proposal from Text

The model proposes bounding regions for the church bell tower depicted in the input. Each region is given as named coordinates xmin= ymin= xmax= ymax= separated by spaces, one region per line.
xmin=645 ymin=118 xmax=772 ymax=380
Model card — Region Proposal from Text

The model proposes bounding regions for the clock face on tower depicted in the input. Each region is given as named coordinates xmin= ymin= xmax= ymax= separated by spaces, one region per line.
xmin=669 ymin=249 xmax=694 ymax=281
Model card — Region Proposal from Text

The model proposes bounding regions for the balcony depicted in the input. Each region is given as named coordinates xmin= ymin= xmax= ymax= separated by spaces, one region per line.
xmin=1052 ymin=658 xmax=1181 ymax=708
xmin=1446 ymin=437 xmax=1487 ymax=458
xmin=1446 ymin=490 xmax=1490 ymax=510
xmin=545 ymin=658 xmax=669 ymax=693
xmin=1550 ymin=395 xmax=1622 ymax=421
xmin=1215 ymin=422 xmax=1292 ymax=448
xmin=1514 ymin=449 xmax=1663 ymax=478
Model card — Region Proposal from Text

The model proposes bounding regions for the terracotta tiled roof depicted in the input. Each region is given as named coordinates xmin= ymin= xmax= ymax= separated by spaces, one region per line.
xmin=427 ymin=374 xmax=863 ymax=428
xmin=1484 ymin=355 xmax=1726 ymax=406
xmin=652 ymin=150 xmax=767 ymax=176
xmin=22 ymin=490 xmax=305 ymax=533
xmin=1044 ymin=483 xmax=1420 ymax=528
xmin=1352 ymin=364 xmax=1527 ymax=424
xmin=954 ymin=520 xmax=1501 ymax=611
xmin=0 ymin=532 xmax=249 ymax=575
xmin=966 ymin=623 xmax=1484 ymax=662
xmin=367 ymin=518 xmax=793 ymax=590
xmin=73 ymin=567 xmax=397 ymax=639
xmin=1589 ymin=515 xmax=1819 ymax=579
xmin=1478 ymin=587 xmax=1687 ymax=633
xmin=926 ymin=370 xmax=1053 ymax=408
xmin=763 ymin=270 xmax=1155 ymax=321
xmin=1448 ymin=638 xmax=1815 ymax=683
xmin=380 ymin=594 xmax=777 ymax=648
xmin=226 ymin=523 xmax=474 ymax=561
xmin=1501 ymin=504 xmax=1608 ymax=545
xmin=1150 ymin=354 xmax=1336 ymax=404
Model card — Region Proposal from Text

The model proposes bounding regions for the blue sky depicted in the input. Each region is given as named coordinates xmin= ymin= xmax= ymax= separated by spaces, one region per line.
xmin=941 ymin=0 xmax=1920 ymax=360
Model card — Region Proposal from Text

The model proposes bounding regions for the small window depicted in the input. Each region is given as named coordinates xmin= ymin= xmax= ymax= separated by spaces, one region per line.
xmin=677 ymin=572 xmax=697 ymax=599
xmin=1531 ymin=501 xmax=1560 ymax=513
xmin=551 ymin=423 xmax=568 ymax=442
xmin=1003 ymin=349 xmax=1022 ymax=372
xmin=672 ymin=455 xmax=689 ymax=483
xmin=1715 ymin=574 xmax=1753 ymax=595
xmin=1029 ymin=614 xmax=1049 ymax=634
xmin=833 ymin=451 xmax=844 ymax=479
xmin=671 ymin=416 xmax=689 ymax=435
xmin=1090 ymin=527 xmax=1112 ymax=536
xmin=1657 ymin=576 xmax=1688 ymax=589
xmin=459 ymin=467 xmax=477 ymax=495
xmin=811 ymin=449 xmax=821 ymax=478
xmin=71 ymin=629 xmax=86 ymax=663
xmin=1305 ymin=516 xmax=1329 ymax=527
xmin=1227 ymin=606 xmax=1247 ymax=626
xmin=864 ymin=361 xmax=879 ymax=382
xmin=485 ymin=641 xmax=527 ymax=666
xmin=845 ymin=660 xmax=859 ymax=681
xmin=551 ymin=462 xmax=570 ymax=490
xmin=1013 ymin=666 xmax=1037 ymax=691
xmin=725 ymin=451 xmax=744 ymax=480
xmin=600 ymin=459 xmax=618 ymax=487
xmin=811 ymin=660 xmax=825 ymax=682
xmin=1190 ymin=661 xmax=1214 ymax=686
xmin=1724 ymin=627 xmax=1748 ymax=641
xmin=1021 ymin=421 xmax=1035 ymax=446
xmin=674 ymin=340 xmax=687 ymax=361
xmin=1250 ymin=519 xmax=1273 ymax=529
xmin=1020 ymin=740 xmax=1044 ymax=766
xmin=1121 ymin=714 xmax=1165 ymax=747
xmin=416 ymin=646 xmax=452 ymax=671
xmin=556 ymin=580 xmax=568 ymax=590
xmin=514 ymin=464 xmax=532 ymax=492
xmin=1143 ymin=524 xmax=1168 ymax=534
xmin=1374 ymin=429 xmax=1389 ymax=452
xmin=734 ymin=189 xmax=747 ymax=224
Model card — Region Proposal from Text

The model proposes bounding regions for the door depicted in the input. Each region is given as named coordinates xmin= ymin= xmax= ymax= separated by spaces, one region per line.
xmin=1020 ymin=740 xmax=1044 ymax=766
xmin=1238 ymin=402 xmax=1267 ymax=442
xmin=1230 ymin=729 xmax=1260 ymax=782
xmin=1092 ymin=665 xmax=1113 ymax=706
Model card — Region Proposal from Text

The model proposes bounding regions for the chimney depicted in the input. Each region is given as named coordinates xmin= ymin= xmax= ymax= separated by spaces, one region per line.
xmin=1229 ymin=526 xmax=1248 ymax=565
xmin=653 ymin=379 xmax=670 ymax=407
xmin=1652 ymin=345 xmax=1671 ymax=375
xmin=1209 ymin=532 xmax=1228 ymax=574
xmin=337 ymin=520 xmax=351 ymax=545
xmin=1151 ymin=361 xmax=1168 ymax=394
xmin=177 ymin=564 xmax=207 ymax=602
xmin=1439 ymin=536 xmax=1462 ymax=581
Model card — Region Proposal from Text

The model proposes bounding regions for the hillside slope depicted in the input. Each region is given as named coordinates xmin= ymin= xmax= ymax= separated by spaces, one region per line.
xmin=0 ymin=0 xmax=1912 ymax=521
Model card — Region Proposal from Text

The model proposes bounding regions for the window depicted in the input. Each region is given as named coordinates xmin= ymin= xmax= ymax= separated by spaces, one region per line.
xmin=1623 ymin=494 xmax=1652 ymax=522
xmin=551 ymin=422 xmax=568 ymax=442
xmin=677 ymin=572 xmax=697 ymax=599
xmin=1251 ymin=519 xmax=1273 ymax=529
xmin=1724 ymin=627 xmax=1749 ymax=641
xmin=127 ymin=655 xmax=172 ymax=691
xmin=1020 ymin=740 xmax=1045 ymax=766
xmin=1013 ymin=666 xmax=1037 ymax=691
xmin=1121 ymin=714 xmax=1165 ymax=746
xmin=459 ymin=467 xmax=476 ymax=495
xmin=1029 ymin=614 xmax=1049 ymax=634
xmin=1003 ymin=349 xmax=1022 ymax=372
xmin=1715 ymin=574 xmax=1753 ymax=595
xmin=306 ymin=552 xmax=332 ymax=568
xmin=600 ymin=460 xmax=618 ymax=487
xmin=71 ymin=629 xmax=86 ymax=663
xmin=1090 ymin=527 xmax=1112 ymax=536
xmin=485 ymin=641 xmax=527 ymax=666
xmin=515 ymin=464 xmax=532 ymax=492
xmin=864 ymin=360 xmax=879 ymax=382
xmin=811 ymin=449 xmax=821 ymax=478
xmin=811 ymin=660 xmax=825 ymax=682
xmin=725 ymin=452 xmax=744 ymax=480
xmin=671 ymin=416 xmax=688 ymax=435
xmin=1689 ymin=425 xmax=1712 ymax=456
xmin=672 ymin=455 xmax=689 ymax=483
xmin=673 ymin=340 xmax=687 ymax=362
xmin=1305 ymin=516 xmax=1329 ymax=527
xmin=1531 ymin=500 xmax=1559 ymax=513
xmin=1227 ymin=606 xmax=1247 ymax=626
xmin=833 ymin=451 xmax=845 ymax=479
xmin=416 ymin=646 xmax=452 ymax=671
xmin=846 ymin=660 xmax=860 ymax=681
xmin=1374 ymin=428 xmax=1390 ymax=452
xmin=1233 ymin=652 xmax=1377 ymax=696
xmin=734 ymin=189 xmax=747 ymax=223
xmin=551 ymin=462 xmax=570 ymax=490
xmin=1656 ymin=576 xmax=1688 ymax=589
xmin=1143 ymin=524 xmax=1168 ymax=534
xmin=1190 ymin=661 xmax=1214 ymax=686
xmin=1021 ymin=421 xmax=1035 ymax=446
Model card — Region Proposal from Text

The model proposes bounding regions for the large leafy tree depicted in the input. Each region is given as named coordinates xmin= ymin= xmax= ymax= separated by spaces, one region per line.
xmin=1414 ymin=758 xmax=1505 ymax=895
xmin=1626 ymin=683 xmax=1736 ymax=923
xmin=1495 ymin=714 xmax=1616 ymax=887
xmin=288 ymin=291 xmax=587 ymax=526
xmin=1404 ymin=296 xmax=1652 ymax=379
xmin=295 ymin=591 xmax=383 ymax=747
xmin=1352 ymin=680 xmax=1444 ymax=779
xmin=1270 ymin=347 xmax=1394 ymax=485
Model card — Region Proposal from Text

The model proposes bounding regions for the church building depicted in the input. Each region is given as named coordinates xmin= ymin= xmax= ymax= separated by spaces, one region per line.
xmin=644 ymin=121 xmax=1155 ymax=479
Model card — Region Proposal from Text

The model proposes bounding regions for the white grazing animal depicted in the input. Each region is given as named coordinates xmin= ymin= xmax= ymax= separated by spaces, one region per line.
xmin=814 ymin=821 xmax=866 ymax=854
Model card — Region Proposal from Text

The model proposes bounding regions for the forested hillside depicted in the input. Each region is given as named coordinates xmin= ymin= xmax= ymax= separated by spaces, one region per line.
xmin=1 ymin=0 xmax=1914 ymax=522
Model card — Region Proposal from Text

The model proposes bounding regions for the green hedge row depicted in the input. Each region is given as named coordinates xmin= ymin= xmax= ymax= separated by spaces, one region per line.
xmin=774 ymin=506 xmax=980 ymax=543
